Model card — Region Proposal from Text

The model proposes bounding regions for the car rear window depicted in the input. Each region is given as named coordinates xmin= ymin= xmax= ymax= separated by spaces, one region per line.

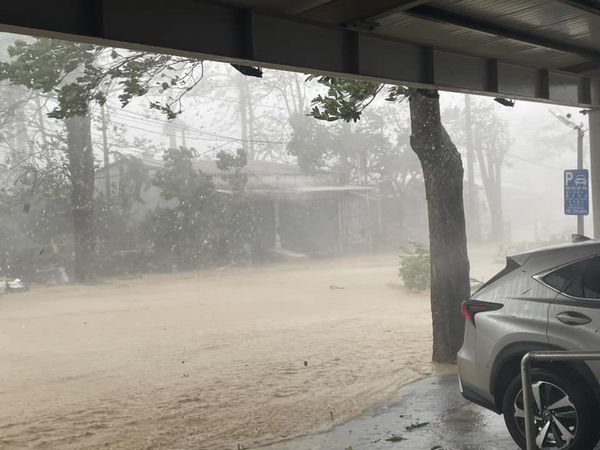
xmin=543 ymin=256 xmax=600 ymax=299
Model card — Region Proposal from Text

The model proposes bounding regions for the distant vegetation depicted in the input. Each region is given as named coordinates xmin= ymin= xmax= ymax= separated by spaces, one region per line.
xmin=398 ymin=242 xmax=430 ymax=291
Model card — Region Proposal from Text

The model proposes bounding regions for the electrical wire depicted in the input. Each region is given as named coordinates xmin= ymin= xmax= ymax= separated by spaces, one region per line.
xmin=106 ymin=104 xmax=288 ymax=145
xmin=505 ymin=153 xmax=564 ymax=171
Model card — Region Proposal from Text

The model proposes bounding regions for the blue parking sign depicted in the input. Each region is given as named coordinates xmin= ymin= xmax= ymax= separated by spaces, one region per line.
xmin=564 ymin=169 xmax=589 ymax=215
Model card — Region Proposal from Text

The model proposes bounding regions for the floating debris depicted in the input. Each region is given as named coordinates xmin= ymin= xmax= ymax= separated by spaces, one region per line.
xmin=406 ymin=421 xmax=430 ymax=432
xmin=0 ymin=278 xmax=29 ymax=294
xmin=385 ymin=434 xmax=407 ymax=442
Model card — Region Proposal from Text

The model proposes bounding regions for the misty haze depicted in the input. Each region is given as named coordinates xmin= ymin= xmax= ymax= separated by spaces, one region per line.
xmin=0 ymin=30 xmax=590 ymax=450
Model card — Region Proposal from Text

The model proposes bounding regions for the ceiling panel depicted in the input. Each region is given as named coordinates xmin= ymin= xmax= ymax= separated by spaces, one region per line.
xmin=376 ymin=13 xmax=588 ymax=69
xmin=430 ymin=0 xmax=600 ymax=51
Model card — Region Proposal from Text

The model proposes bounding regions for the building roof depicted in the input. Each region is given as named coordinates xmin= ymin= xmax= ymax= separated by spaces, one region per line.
xmin=105 ymin=156 xmax=329 ymax=176
xmin=195 ymin=159 xmax=304 ymax=175
xmin=97 ymin=156 xmax=357 ymax=192
xmin=217 ymin=185 xmax=375 ymax=199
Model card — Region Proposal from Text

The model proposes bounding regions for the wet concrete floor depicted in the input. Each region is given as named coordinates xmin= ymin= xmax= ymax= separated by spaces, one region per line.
xmin=259 ymin=375 xmax=518 ymax=450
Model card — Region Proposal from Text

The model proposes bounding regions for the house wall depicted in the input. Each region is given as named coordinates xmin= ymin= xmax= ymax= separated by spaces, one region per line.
xmin=96 ymin=166 xmax=176 ymax=222
xmin=279 ymin=197 xmax=341 ymax=257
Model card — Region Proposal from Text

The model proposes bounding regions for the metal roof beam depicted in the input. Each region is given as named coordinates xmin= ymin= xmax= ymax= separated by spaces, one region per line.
xmin=407 ymin=4 xmax=600 ymax=63
xmin=555 ymin=0 xmax=600 ymax=16
xmin=296 ymin=0 xmax=431 ymax=25
xmin=562 ymin=60 xmax=600 ymax=73
xmin=0 ymin=0 xmax=598 ymax=108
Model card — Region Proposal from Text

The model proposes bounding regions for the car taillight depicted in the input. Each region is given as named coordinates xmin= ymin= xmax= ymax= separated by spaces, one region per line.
xmin=461 ymin=300 xmax=503 ymax=326
xmin=461 ymin=301 xmax=471 ymax=320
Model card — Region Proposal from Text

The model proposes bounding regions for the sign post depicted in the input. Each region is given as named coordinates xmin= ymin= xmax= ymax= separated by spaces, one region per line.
xmin=564 ymin=169 xmax=589 ymax=235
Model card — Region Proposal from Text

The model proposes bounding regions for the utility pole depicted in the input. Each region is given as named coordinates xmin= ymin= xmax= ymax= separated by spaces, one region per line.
xmin=590 ymin=110 xmax=600 ymax=239
xmin=181 ymin=128 xmax=187 ymax=148
xmin=553 ymin=111 xmax=587 ymax=236
xmin=577 ymin=126 xmax=585 ymax=235
xmin=100 ymin=104 xmax=111 ymax=202
xmin=465 ymin=95 xmax=481 ymax=240
xmin=238 ymin=75 xmax=255 ymax=160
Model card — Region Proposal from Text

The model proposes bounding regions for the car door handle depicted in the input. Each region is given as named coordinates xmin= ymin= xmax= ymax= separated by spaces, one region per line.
xmin=556 ymin=311 xmax=592 ymax=326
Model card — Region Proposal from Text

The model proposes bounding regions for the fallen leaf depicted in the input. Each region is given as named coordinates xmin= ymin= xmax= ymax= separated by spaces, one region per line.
xmin=385 ymin=434 xmax=406 ymax=442
xmin=406 ymin=421 xmax=429 ymax=431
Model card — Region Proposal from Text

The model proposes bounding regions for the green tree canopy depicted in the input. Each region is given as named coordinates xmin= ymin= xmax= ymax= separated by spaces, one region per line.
xmin=0 ymin=38 xmax=204 ymax=119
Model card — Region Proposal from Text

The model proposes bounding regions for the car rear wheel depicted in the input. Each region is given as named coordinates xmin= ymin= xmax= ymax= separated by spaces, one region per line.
xmin=502 ymin=368 xmax=599 ymax=450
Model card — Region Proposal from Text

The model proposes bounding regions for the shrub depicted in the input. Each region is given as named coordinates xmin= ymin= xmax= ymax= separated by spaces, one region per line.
xmin=399 ymin=241 xmax=430 ymax=291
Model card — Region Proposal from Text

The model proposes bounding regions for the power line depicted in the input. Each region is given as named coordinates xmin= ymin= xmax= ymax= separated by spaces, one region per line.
xmin=107 ymin=109 xmax=232 ymax=141
xmin=505 ymin=153 xmax=564 ymax=171
xmin=106 ymin=118 xmax=287 ymax=147
xmin=108 ymin=106 xmax=284 ymax=143
xmin=104 ymin=101 xmax=279 ymax=138
xmin=187 ymin=93 xmax=287 ymax=112
xmin=106 ymin=104 xmax=288 ymax=145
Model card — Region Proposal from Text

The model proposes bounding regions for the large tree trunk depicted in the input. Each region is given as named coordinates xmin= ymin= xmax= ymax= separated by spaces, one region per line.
xmin=408 ymin=89 xmax=471 ymax=363
xmin=65 ymin=114 xmax=95 ymax=282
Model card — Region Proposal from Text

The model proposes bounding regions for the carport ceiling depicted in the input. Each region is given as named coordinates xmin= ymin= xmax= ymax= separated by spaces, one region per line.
xmin=2 ymin=0 xmax=600 ymax=106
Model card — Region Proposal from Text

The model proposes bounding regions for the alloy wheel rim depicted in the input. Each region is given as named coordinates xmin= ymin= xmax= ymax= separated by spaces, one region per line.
xmin=514 ymin=381 xmax=578 ymax=449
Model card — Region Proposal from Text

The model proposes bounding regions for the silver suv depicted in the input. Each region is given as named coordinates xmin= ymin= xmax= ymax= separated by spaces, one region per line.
xmin=458 ymin=239 xmax=600 ymax=450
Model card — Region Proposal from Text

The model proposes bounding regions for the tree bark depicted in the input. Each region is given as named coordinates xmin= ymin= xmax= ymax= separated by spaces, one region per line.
xmin=65 ymin=114 xmax=95 ymax=282
xmin=408 ymin=89 xmax=471 ymax=363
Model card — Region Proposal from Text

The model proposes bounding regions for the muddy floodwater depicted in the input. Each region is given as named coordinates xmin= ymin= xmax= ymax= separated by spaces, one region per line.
xmin=260 ymin=375 xmax=517 ymax=450
xmin=0 ymin=249 xmax=501 ymax=449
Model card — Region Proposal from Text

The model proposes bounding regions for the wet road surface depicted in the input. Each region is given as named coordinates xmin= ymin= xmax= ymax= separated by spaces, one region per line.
xmin=259 ymin=374 xmax=518 ymax=450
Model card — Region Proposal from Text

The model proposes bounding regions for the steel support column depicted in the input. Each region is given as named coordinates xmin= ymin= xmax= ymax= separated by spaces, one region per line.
xmin=590 ymin=109 xmax=600 ymax=238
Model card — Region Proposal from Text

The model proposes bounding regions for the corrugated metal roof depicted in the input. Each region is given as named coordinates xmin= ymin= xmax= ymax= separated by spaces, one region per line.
xmin=211 ymin=0 xmax=600 ymax=75
xmin=3 ymin=0 xmax=600 ymax=105
xmin=376 ymin=13 xmax=587 ymax=70
xmin=434 ymin=0 xmax=600 ymax=50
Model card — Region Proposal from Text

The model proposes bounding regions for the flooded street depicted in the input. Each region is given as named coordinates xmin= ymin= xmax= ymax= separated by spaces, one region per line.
xmin=0 ymin=7 xmax=596 ymax=449
xmin=1 ymin=253 xmax=443 ymax=449
xmin=261 ymin=375 xmax=517 ymax=450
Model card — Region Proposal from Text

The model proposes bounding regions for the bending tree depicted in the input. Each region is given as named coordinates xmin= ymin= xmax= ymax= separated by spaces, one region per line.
xmin=289 ymin=107 xmax=421 ymax=193
xmin=311 ymin=78 xmax=470 ymax=362
xmin=0 ymin=37 xmax=204 ymax=281
xmin=472 ymin=103 xmax=509 ymax=242
xmin=446 ymin=99 xmax=510 ymax=241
